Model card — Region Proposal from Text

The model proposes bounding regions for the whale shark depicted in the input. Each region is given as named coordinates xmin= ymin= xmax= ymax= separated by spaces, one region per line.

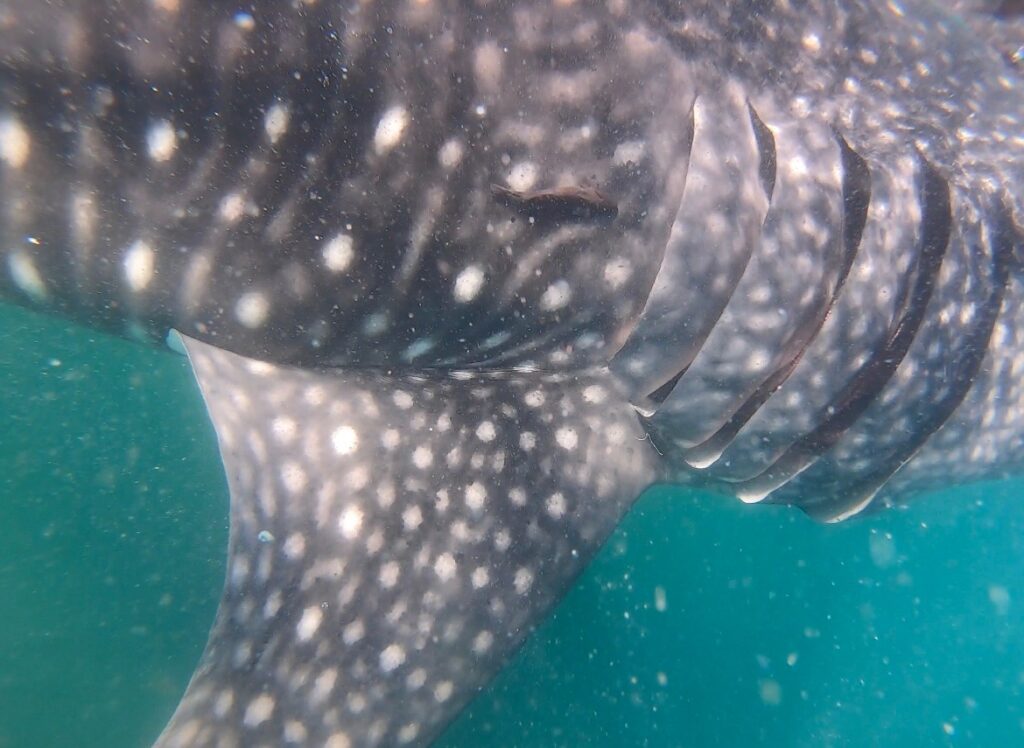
xmin=2 ymin=0 xmax=1024 ymax=745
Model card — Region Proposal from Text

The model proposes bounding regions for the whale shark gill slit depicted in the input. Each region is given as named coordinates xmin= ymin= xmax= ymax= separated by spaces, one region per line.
xmin=772 ymin=190 xmax=1017 ymax=521
xmin=730 ymin=156 xmax=954 ymax=502
xmin=678 ymin=131 xmax=873 ymax=469
xmin=609 ymin=90 xmax=766 ymax=404
xmin=747 ymin=101 xmax=779 ymax=203
xmin=635 ymin=99 xmax=781 ymax=413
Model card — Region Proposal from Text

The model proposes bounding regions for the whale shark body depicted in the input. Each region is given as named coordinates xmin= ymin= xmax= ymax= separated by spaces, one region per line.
xmin=1 ymin=1 xmax=1024 ymax=745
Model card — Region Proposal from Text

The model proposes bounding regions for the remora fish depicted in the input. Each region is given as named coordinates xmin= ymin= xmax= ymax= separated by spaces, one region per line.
xmin=1 ymin=1 xmax=1023 ymax=745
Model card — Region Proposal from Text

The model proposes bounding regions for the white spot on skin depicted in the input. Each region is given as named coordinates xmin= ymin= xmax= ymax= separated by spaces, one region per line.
xmin=473 ymin=40 xmax=504 ymax=92
xmin=514 ymin=567 xmax=534 ymax=594
xmin=242 ymin=694 xmax=275 ymax=727
xmin=322 ymin=233 xmax=355 ymax=273
xmin=264 ymin=103 xmax=290 ymax=144
xmin=508 ymin=487 xmax=527 ymax=507
xmin=613 ymin=140 xmax=645 ymax=166
xmin=412 ymin=446 xmax=433 ymax=469
xmin=326 ymin=733 xmax=352 ymax=748
xmin=860 ymin=48 xmax=879 ymax=65
xmin=453 ymin=265 xmax=485 ymax=303
xmin=604 ymin=257 xmax=633 ymax=289
xmin=607 ymin=424 xmax=628 ymax=445
xmin=787 ymin=154 xmax=809 ymax=178
xmin=555 ymin=427 xmax=579 ymax=450
xmin=465 ymin=482 xmax=487 ymax=511
xmin=348 ymin=693 xmax=367 ymax=714
xmin=218 ymin=192 xmax=247 ymax=223
xmin=397 ymin=723 xmax=420 ymax=744
xmin=346 ymin=466 xmax=369 ymax=493
xmin=540 ymin=280 xmax=572 ymax=311
xmin=438 ymin=138 xmax=464 ymax=169
xmin=374 ymin=105 xmax=409 ymax=154
xmin=214 ymin=690 xmax=234 ymax=717
xmin=379 ymin=644 xmax=406 ymax=672
xmin=296 ymin=605 xmax=323 ymax=642
xmin=339 ymin=506 xmax=364 ymax=539
xmin=381 ymin=429 xmax=402 ymax=450
xmin=471 ymin=567 xmax=490 ymax=588
xmin=402 ymin=505 xmax=423 ymax=532
xmin=170 ymin=720 xmax=202 ymax=743
xmin=8 ymin=252 xmax=48 ymax=300
xmin=235 ymin=291 xmax=270 ymax=328
xmin=476 ymin=421 xmax=496 ymax=442
xmin=379 ymin=561 xmax=400 ymax=588
xmin=332 ymin=425 xmax=359 ymax=455
xmin=284 ymin=720 xmax=308 ymax=743
xmin=802 ymin=32 xmax=822 ymax=54
xmin=231 ymin=557 xmax=250 ymax=586
xmin=507 ymin=161 xmax=538 ymax=191
xmin=367 ymin=484 xmax=392 ymax=513
xmin=71 ymin=190 xmax=98 ymax=246
xmin=146 ymin=119 xmax=177 ymax=162
xmin=451 ymin=521 xmax=471 ymax=543
xmin=519 ymin=432 xmax=536 ymax=451
xmin=181 ymin=251 xmax=213 ymax=313
xmin=123 ymin=239 xmax=156 ymax=292
xmin=407 ymin=669 xmax=427 ymax=689
xmin=524 ymin=390 xmax=545 ymax=408
xmin=473 ymin=630 xmax=494 ymax=654
xmin=280 ymin=461 xmax=307 ymax=494
xmin=434 ymin=681 xmax=454 ymax=703
xmin=283 ymin=533 xmax=306 ymax=560
xmin=272 ymin=417 xmax=297 ymax=444
xmin=362 ymin=312 xmax=389 ymax=337
xmin=343 ymin=619 xmax=365 ymax=645
xmin=546 ymin=491 xmax=567 ymax=519
xmin=0 ymin=117 xmax=30 ymax=168
xmin=434 ymin=552 xmax=457 ymax=581
xmin=393 ymin=390 xmax=414 ymax=410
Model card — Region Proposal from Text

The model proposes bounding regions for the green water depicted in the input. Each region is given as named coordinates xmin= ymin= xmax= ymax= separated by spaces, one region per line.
xmin=1 ymin=304 xmax=1022 ymax=747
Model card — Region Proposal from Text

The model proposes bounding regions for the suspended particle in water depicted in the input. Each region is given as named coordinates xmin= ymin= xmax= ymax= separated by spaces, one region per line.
xmin=654 ymin=585 xmax=667 ymax=612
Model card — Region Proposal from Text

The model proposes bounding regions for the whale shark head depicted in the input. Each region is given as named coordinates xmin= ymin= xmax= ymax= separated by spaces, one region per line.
xmin=2 ymin=1 xmax=1024 ymax=746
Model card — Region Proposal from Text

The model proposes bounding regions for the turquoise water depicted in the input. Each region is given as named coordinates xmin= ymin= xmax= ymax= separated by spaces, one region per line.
xmin=1 ymin=303 xmax=1022 ymax=747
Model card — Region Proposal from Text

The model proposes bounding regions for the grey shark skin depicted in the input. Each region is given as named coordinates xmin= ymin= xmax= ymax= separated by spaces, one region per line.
xmin=1 ymin=0 xmax=1024 ymax=745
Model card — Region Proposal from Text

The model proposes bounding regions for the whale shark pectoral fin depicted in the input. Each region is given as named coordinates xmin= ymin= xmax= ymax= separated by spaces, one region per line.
xmin=158 ymin=335 xmax=658 ymax=748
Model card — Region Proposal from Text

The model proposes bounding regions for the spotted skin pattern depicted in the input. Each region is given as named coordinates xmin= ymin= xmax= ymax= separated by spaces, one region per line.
xmin=163 ymin=337 xmax=654 ymax=747
xmin=2 ymin=0 xmax=1024 ymax=746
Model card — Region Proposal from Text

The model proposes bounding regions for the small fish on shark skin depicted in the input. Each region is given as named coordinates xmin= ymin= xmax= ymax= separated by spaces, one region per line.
xmin=1 ymin=0 xmax=1024 ymax=746
xmin=490 ymin=183 xmax=620 ymax=224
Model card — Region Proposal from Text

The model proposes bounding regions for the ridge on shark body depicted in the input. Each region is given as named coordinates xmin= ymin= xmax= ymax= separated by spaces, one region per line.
xmin=1 ymin=1 xmax=1023 ymax=746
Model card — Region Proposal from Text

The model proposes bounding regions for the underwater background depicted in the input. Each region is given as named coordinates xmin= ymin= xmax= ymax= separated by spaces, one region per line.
xmin=1 ymin=302 xmax=1022 ymax=748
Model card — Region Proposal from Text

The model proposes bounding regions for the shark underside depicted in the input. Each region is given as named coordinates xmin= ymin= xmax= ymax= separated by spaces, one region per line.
xmin=1 ymin=0 xmax=1024 ymax=746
